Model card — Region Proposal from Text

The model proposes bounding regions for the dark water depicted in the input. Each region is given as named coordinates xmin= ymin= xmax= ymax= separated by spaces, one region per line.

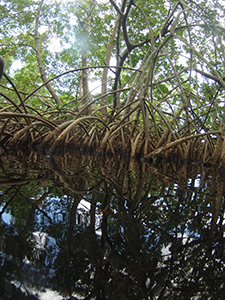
xmin=0 ymin=148 xmax=225 ymax=299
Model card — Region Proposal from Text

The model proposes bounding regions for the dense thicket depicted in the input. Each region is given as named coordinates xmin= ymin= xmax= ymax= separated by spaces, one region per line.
xmin=0 ymin=0 xmax=225 ymax=164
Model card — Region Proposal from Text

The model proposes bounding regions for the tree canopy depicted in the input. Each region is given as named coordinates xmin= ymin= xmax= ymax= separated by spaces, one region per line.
xmin=0 ymin=0 xmax=225 ymax=164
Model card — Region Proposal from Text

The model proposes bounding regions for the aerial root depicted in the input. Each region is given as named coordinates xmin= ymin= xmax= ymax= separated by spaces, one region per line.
xmin=0 ymin=110 xmax=224 ymax=165
xmin=7 ymin=121 xmax=47 ymax=147
xmin=130 ymin=131 xmax=143 ymax=158
xmin=219 ymin=138 xmax=225 ymax=168
xmin=211 ymin=132 xmax=223 ymax=165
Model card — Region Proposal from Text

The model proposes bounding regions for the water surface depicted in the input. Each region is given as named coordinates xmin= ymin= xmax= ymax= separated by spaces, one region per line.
xmin=0 ymin=148 xmax=224 ymax=299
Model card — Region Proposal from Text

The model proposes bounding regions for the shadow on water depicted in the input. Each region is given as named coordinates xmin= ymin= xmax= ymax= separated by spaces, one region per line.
xmin=0 ymin=147 xmax=225 ymax=299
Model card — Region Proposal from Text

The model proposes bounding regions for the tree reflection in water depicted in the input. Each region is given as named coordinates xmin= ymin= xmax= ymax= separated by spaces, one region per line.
xmin=0 ymin=148 xmax=225 ymax=299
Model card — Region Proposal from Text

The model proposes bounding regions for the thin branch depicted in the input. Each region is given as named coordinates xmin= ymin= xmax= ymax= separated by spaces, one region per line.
xmin=0 ymin=56 xmax=5 ymax=81
xmin=109 ymin=0 xmax=124 ymax=16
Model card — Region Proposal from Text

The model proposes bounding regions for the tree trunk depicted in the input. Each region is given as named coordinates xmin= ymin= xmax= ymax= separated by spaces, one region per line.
xmin=81 ymin=0 xmax=96 ymax=112
xmin=101 ymin=14 xmax=120 ymax=115
xmin=35 ymin=0 xmax=61 ymax=107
